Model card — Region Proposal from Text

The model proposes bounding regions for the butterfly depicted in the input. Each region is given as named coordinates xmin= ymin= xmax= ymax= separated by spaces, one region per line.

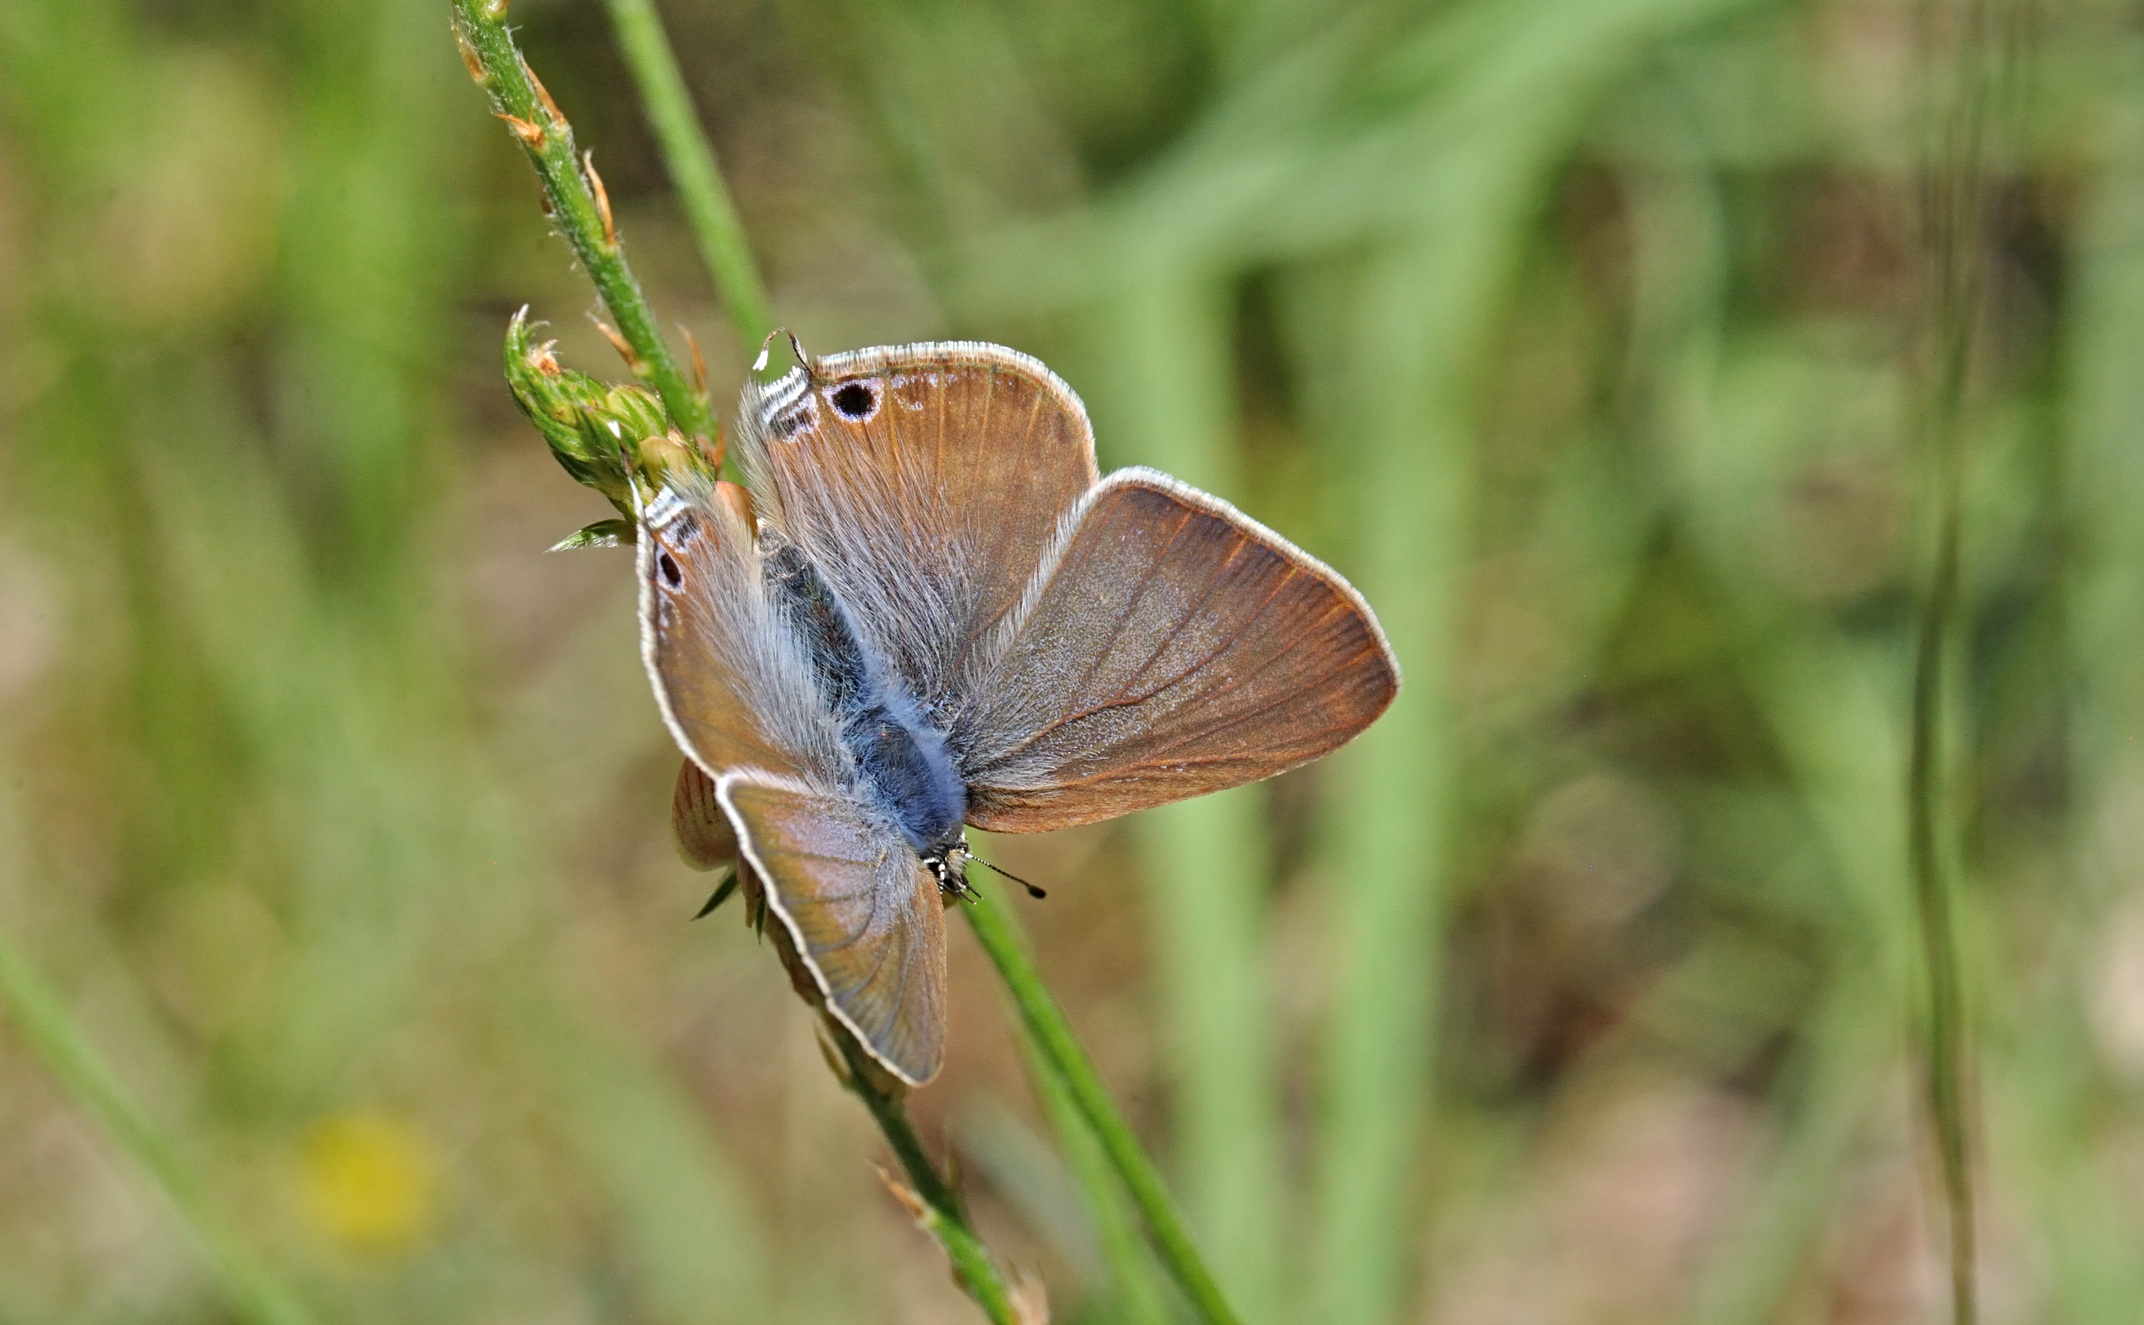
xmin=640 ymin=340 xmax=1399 ymax=1085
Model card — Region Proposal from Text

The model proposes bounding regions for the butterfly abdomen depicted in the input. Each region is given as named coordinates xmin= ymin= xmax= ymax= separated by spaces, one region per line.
xmin=762 ymin=530 xmax=967 ymax=854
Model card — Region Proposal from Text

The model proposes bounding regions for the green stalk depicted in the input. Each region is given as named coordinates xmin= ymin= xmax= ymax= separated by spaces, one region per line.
xmin=1020 ymin=1028 xmax=1172 ymax=1325
xmin=602 ymin=0 xmax=775 ymax=349
xmin=0 ymin=925 xmax=317 ymax=1325
xmin=1906 ymin=400 xmax=1975 ymax=1325
xmin=452 ymin=0 xmax=715 ymax=443
xmin=1909 ymin=4 xmax=2005 ymax=1321
xmin=962 ymin=886 xmax=1245 ymax=1325
xmin=830 ymin=1032 xmax=1021 ymax=1324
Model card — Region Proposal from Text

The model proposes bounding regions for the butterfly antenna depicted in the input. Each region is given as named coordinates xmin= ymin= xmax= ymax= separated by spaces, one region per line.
xmin=972 ymin=855 xmax=1047 ymax=900
xmin=751 ymin=327 xmax=813 ymax=377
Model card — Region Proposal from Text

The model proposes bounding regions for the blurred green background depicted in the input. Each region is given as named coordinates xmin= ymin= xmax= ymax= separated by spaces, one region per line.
xmin=3 ymin=0 xmax=2141 ymax=1321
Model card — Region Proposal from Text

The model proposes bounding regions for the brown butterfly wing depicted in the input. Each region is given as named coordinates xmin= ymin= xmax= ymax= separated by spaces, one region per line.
xmin=718 ymin=770 xmax=947 ymax=1085
xmin=639 ymin=480 xmax=846 ymax=783
xmin=641 ymin=484 xmax=946 ymax=1083
xmin=958 ymin=469 xmax=1400 ymax=833
xmin=734 ymin=342 xmax=1100 ymax=707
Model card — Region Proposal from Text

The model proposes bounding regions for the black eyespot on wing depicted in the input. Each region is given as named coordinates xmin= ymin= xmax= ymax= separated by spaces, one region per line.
xmin=830 ymin=381 xmax=876 ymax=421
xmin=658 ymin=551 xmax=683 ymax=587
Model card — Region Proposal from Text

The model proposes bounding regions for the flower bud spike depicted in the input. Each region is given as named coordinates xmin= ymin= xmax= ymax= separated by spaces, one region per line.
xmin=504 ymin=311 xmax=683 ymax=516
xmin=685 ymin=327 xmax=709 ymax=395
xmin=591 ymin=318 xmax=640 ymax=372
xmin=1009 ymin=1276 xmax=1050 ymax=1325
xmin=875 ymin=1165 xmax=931 ymax=1224
xmin=526 ymin=59 xmax=567 ymax=131
xmin=495 ymin=112 xmax=545 ymax=151
xmin=583 ymin=151 xmax=616 ymax=248
xmin=455 ymin=25 xmax=487 ymax=85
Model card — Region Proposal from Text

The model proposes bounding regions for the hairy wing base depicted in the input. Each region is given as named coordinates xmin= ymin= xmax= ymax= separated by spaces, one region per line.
xmin=736 ymin=343 xmax=1100 ymax=708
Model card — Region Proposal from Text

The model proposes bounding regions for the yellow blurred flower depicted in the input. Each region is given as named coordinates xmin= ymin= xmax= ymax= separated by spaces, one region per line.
xmin=297 ymin=1112 xmax=438 ymax=1258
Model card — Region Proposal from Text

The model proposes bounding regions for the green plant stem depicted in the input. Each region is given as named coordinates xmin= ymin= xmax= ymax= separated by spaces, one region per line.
xmin=1910 ymin=4 xmax=2002 ymax=1322
xmin=453 ymin=0 xmax=715 ymax=443
xmin=1020 ymin=1029 xmax=1172 ymax=1325
xmin=0 ymin=925 xmax=316 ymax=1325
xmin=829 ymin=1032 xmax=1021 ymax=1324
xmin=1908 ymin=432 xmax=1975 ymax=1325
xmin=602 ymin=0 xmax=774 ymax=350
xmin=962 ymin=886 xmax=1244 ymax=1325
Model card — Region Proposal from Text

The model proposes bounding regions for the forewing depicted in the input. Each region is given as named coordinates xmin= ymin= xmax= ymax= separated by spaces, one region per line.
xmin=639 ymin=480 xmax=845 ymax=783
xmin=959 ymin=469 xmax=1400 ymax=833
xmin=718 ymin=770 xmax=948 ymax=1085
xmin=733 ymin=342 xmax=1100 ymax=710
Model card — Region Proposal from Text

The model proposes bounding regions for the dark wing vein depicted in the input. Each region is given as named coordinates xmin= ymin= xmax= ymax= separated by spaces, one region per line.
xmin=1061 ymin=507 xmax=1194 ymax=703
xmin=1099 ymin=536 xmax=1256 ymax=707
xmin=981 ymin=555 xmax=1315 ymax=762
xmin=1100 ymin=553 xmax=1302 ymax=713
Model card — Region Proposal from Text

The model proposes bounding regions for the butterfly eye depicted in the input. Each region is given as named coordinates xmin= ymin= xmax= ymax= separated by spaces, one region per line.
xmin=658 ymin=551 xmax=683 ymax=587
xmin=829 ymin=381 xmax=877 ymax=421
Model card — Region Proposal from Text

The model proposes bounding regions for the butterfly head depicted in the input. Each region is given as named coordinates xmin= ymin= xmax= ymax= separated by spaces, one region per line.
xmin=922 ymin=835 xmax=977 ymax=901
